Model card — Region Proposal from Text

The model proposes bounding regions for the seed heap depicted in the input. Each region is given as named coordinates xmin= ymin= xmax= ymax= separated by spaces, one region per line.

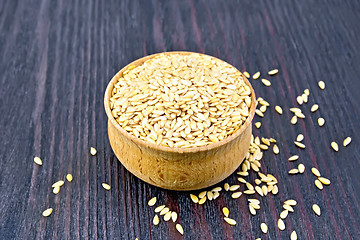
xmin=110 ymin=53 xmax=252 ymax=148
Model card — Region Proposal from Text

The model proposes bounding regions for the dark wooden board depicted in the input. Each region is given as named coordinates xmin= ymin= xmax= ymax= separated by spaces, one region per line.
xmin=0 ymin=0 xmax=359 ymax=239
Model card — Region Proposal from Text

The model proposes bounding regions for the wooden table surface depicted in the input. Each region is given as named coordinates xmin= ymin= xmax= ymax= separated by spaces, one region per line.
xmin=0 ymin=0 xmax=359 ymax=239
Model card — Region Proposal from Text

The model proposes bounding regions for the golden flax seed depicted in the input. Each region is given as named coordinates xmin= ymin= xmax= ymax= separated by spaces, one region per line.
xmin=283 ymin=204 xmax=294 ymax=212
xmin=198 ymin=196 xmax=207 ymax=205
xmin=66 ymin=174 xmax=73 ymax=182
xmin=255 ymin=122 xmax=261 ymax=128
xmin=273 ymin=144 xmax=279 ymax=154
xmin=311 ymin=104 xmax=319 ymax=112
xmin=288 ymin=169 xmax=299 ymax=174
xmin=318 ymin=177 xmax=331 ymax=185
xmin=153 ymin=214 xmax=160 ymax=225
xmin=291 ymin=116 xmax=298 ymax=125
xmin=343 ymin=137 xmax=352 ymax=147
xmin=198 ymin=191 xmax=207 ymax=199
xmin=229 ymin=185 xmax=241 ymax=191
xmin=275 ymin=106 xmax=283 ymax=114
xmin=268 ymin=69 xmax=279 ymax=75
xmin=311 ymin=167 xmax=321 ymax=177
xmin=261 ymin=79 xmax=271 ymax=86
xmin=90 ymin=147 xmax=97 ymax=156
xmin=280 ymin=210 xmax=289 ymax=219
xmin=318 ymin=117 xmax=325 ymax=127
xmin=255 ymin=186 xmax=264 ymax=196
xmin=296 ymin=134 xmax=304 ymax=142
xmin=190 ymin=194 xmax=199 ymax=203
xmin=298 ymin=164 xmax=305 ymax=173
xmin=231 ymin=192 xmax=242 ymax=199
xmin=148 ymin=197 xmax=157 ymax=206
xmin=261 ymin=223 xmax=268 ymax=233
xmin=160 ymin=207 xmax=170 ymax=215
xmin=102 ymin=183 xmax=111 ymax=191
xmin=253 ymin=72 xmax=260 ymax=79
xmin=224 ymin=217 xmax=237 ymax=225
xmin=223 ymin=207 xmax=230 ymax=217
xmin=284 ymin=199 xmax=297 ymax=206
xmin=288 ymin=155 xmax=299 ymax=161
xmin=53 ymin=186 xmax=60 ymax=194
xmin=278 ymin=219 xmax=285 ymax=230
xmin=224 ymin=183 xmax=230 ymax=191
xmin=171 ymin=212 xmax=178 ymax=222
xmin=331 ymin=142 xmax=339 ymax=151
xmin=164 ymin=211 xmax=172 ymax=221
xmin=296 ymin=96 xmax=303 ymax=105
xmin=318 ymin=81 xmax=325 ymax=89
xmin=33 ymin=157 xmax=42 ymax=166
xmin=312 ymin=204 xmax=321 ymax=216
xmin=315 ymin=179 xmax=323 ymax=190
xmin=42 ymin=208 xmax=53 ymax=217
xmin=294 ymin=141 xmax=306 ymax=149
xmin=52 ymin=180 xmax=64 ymax=188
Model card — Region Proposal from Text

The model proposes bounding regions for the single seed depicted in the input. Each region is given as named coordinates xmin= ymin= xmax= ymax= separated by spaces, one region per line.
xmin=261 ymin=185 xmax=268 ymax=196
xmin=311 ymin=168 xmax=321 ymax=177
xmin=255 ymin=109 xmax=264 ymax=117
xmin=176 ymin=224 xmax=184 ymax=235
xmin=294 ymin=141 xmax=306 ymax=149
xmin=160 ymin=207 xmax=170 ymax=215
xmin=153 ymin=214 xmax=160 ymax=225
xmin=261 ymin=79 xmax=271 ymax=86
xmin=259 ymin=105 xmax=267 ymax=113
xmin=229 ymin=185 xmax=240 ymax=191
xmin=291 ymin=230 xmax=298 ymax=240
xmin=313 ymin=204 xmax=321 ymax=216
xmin=296 ymin=134 xmax=304 ymax=142
xmin=212 ymin=187 xmax=222 ymax=192
xmin=90 ymin=147 xmax=97 ymax=156
xmin=248 ymin=199 xmax=260 ymax=205
xmin=288 ymin=169 xmax=299 ymax=174
xmin=249 ymin=203 xmax=261 ymax=210
xmin=280 ymin=210 xmax=289 ymax=219
xmin=232 ymin=192 xmax=242 ymax=199
xmin=190 ymin=194 xmax=199 ymax=203
xmin=244 ymin=190 xmax=256 ymax=195
xmin=102 ymin=183 xmax=111 ymax=190
xmin=237 ymin=171 xmax=249 ymax=176
xmin=295 ymin=111 xmax=305 ymax=119
xmin=224 ymin=183 xmax=230 ymax=191
xmin=273 ymin=144 xmax=279 ymax=154
xmin=52 ymin=180 xmax=65 ymax=188
xmin=164 ymin=211 xmax=172 ymax=221
xmin=278 ymin=219 xmax=285 ymax=231
xmin=268 ymin=69 xmax=279 ymax=75
xmin=253 ymin=72 xmax=260 ymax=80
xmin=304 ymin=89 xmax=310 ymax=96
xmin=275 ymin=106 xmax=283 ymax=115
xmin=148 ymin=197 xmax=157 ymax=206
xmin=318 ymin=117 xmax=325 ymax=127
xmin=255 ymin=122 xmax=261 ymax=128
xmin=207 ymin=191 xmax=214 ymax=200
xmin=343 ymin=137 xmax=352 ymax=147
xmin=224 ymin=217 xmax=237 ymax=225
xmin=315 ymin=179 xmax=323 ymax=190
xmin=223 ymin=207 xmax=230 ymax=217
xmin=171 ymin=211 xmax=178 ymax=222
xmin=331 ymin=142 xmax=339 ymax=152
xmin=283 ymin=204 xmax=294 ymax=212
xmin=296 ymin=96 xmax=303 ymax=105
xmin=302 ymin=93 xmax=308 ymax=103
xmin=198 ymin=191 xmax=207 ymax=199
xmin=288 ymin=155 xmax=299 ymax=161
xmin=262 ymin=137 xmax=271 ymax=146
xmin=53 ymin=185 xmax=60 ymax=194
xmin=318 ymin=177 xmax=331 ymax=185
xmin=298 ymin=164 xmax=305 ymax=173
xmin=290 ymin=107 xmax=302 ymax=113
xmin=318 ymin=81 xmax=325 ymax=90
xmin=291 ymin=116 xmax=298 ymax=125
xmin=255 ymin=186 xmax=264 ymax=196
xmin=238 ymin=177 xmax=247 ymax=183
xmin=42 ymin=208 xmax=53 ymax=217
xmin=255 ymin=179 xmax=262 ymax=185
xmin=272 ymin=185 xmax=279 ymax=194
xmin=244 ymin=71 xmax=250 ymax=78
xmin=33 ymin=157 xmax=42 ymax=166
xmin=284 ymin=199 xmax=297 ymax=206
xmin=249 ymin=205 xmax=256 ymax=215
xmin=66 ymin=174 xmax=73 ymax=182
xmin=213 ymin=191 xmax=220 ymax=199
xmin=198 ymin=196 xmax=207 ymax=205
xmin=155 ymin=205 xmax=165 ymax=213
xmin=246 ymin=182 xmax=254 ymax=191
xmin=260 ymin=223 xmax=268 ymax=233
xmin=311 ymin=104 xmax=319 ymax=112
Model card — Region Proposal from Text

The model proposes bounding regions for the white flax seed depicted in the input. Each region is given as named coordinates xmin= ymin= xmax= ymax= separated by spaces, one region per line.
xmin=155 ymin=205 xmax=165 ymax=213
xmin=244 ymin=71 xmax=250 ymax=78
xmin=288 ymin=169 xmax=299 ymax=174
xmin=291 ymin=115 xmax=298 ymax=125
xmin=296 ymin=134 xmax=304 ymax=142
xmin=231 ymin=192 xmax=242 ymax=199
xmin=261 ymin=79 xmax=271 ymax=86
xmin=273 ymin=144 xmax=279 ymax=154
xmin=102 ymin=183 xmax=111 ymax=191
xmin=294 ymin=141 xmax=306 ymax=149
xmin=223 ymin=207 xmax=230 ymax=217
xmin=171 ymin=212 xmax=178 ymax=222
xmin=90 ymin=147 xmax=97 ymax=156
xmin=164 ymin=211 xmax=172 ymax=221
xmin=198 ymin=191 xmax=207 ymax=199
xmin=280 ymin=210 xmax=288 ymax=219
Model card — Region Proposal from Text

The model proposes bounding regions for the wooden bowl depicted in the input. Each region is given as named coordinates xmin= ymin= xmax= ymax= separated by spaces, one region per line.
xmin=104 ymin=52 xmax=256 ymax=190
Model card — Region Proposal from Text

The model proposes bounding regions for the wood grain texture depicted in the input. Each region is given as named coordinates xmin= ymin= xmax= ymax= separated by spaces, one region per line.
xmin=0 ymin=0 xmax=359 ymax=239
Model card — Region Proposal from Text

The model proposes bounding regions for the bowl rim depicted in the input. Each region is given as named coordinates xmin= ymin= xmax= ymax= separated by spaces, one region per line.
xmin=104 ymin=51 xmax=256 ymax=153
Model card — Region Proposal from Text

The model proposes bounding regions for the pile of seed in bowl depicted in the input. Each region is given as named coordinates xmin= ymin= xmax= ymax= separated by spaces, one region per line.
xmin=109 ymin=53 xmax=252 ymax=148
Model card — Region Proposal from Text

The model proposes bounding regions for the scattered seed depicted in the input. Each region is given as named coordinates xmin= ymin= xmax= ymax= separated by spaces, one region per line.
xmin=280 ymin=210 xmax=289 ymax=219
xmin=224 ymin=217 xmax=237 ymax=225
xmin=66 ymin=174 xmax=73 ymax=182
xmin=148 ymin=197 xmax=157 ymax=206
xmin=244 ymin=71 xmax=250 ymax=78
xmin=33 ymin=157 xmax=42 ymax=166
xmin=171 ymin=211 xmax=178 ymax=222
xmin=311 ymin=167 xmax=321 ymax=177
xmin=298 ymin=164 xmax=305 ymax=173
xmin=315 ymin=179 xmax=323 ymax=190
xmin=296 ymin=134 xmax=304 ymax=142
xmin=160 ymin=207 xmax=170 ymax=215
xmin=164 ymin=211 xmax=172 ymax=221
xmin=153 ymin=214 xmax=160 ymax=225
xmin=278 ymin=219 xmax=286 ymax=231
xmin=318 ymin=81 xmax=325 ymax=90
xmin=273 ymin=145 xmax=279 ymax=154
xmin=288 ymin=169 xmax=299 ymax=174
xmin=198 ymin=191 xmax=207 ymax=199
xmin=261 ymin=79 xmax=271 ymax=86
xmin=231 ymin=192 xmax=242 ymax=199
xmin=53 ymin=186 xmax=60 ymax=194
xmin=313 ymin=204 xmax=321 ymax=216
xmin=275 ymin=106 xmax=283 ymax=115
xmin=331 ymin=142 xmax=339 ymax=151
xmin=318 ymin=117 xmax=325 ymax=127
xmin=294 ymin=141 xmax=306 ymax=149
xmin=261 ymin=223 xmax=268 ymax=233
xmin=198 ymin=196 xmax=207 ymax=205
xmin=291 ymin=230 xmax=298 ymax=240
xmin=190 ymin=194 xmax=199 ymax=203
xmin=176 ymin=224 xmax=184 ymax=235
xmin=102 ymin=183 xmax=111 ymax=191
xmin=268 ymin=69 xmax=279 ymax=75
xmin=90 ymin=147 xmax=97 ymax=156
xmin=343 ymin=137 xmax=352 ymax=147
xmin=291 ymin=116 xmax=298 ymax=125
xmin=42 ymin=208 xmax=53 ymax=217
xmin=223 ymin=207 xmax=230 ymax=217
xmin=253 ymin=72 xmax=260 ymax=80
xmin=311 ymin=104 xmax=319 ymax=112
xmin=229 ymin=185 xmax=240 ymax=191
xmin=255 ymin=122 xmax=261 ymax=128
xmin=155 ymin=205 xmax=165 ymax=213
xmin=288 ymin=155 xmax=299 ymax=161
xmin=318 ymin=177 xmax=331 ymax=185
xmin=296 ymin=96 xmax=303 ymax=105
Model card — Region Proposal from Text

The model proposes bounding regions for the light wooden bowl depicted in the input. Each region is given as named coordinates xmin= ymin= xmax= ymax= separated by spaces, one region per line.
xmin=104 ymin=52 xmax=256 ymax=190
